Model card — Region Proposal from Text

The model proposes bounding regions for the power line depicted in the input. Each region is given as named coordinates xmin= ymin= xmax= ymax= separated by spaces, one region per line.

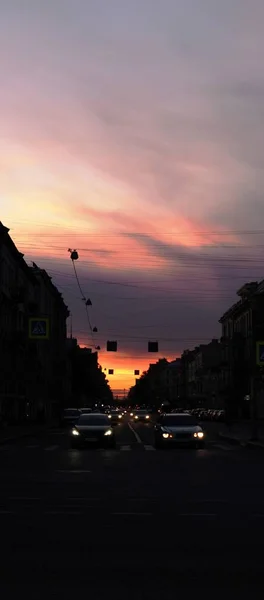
xmin=8 ymin=220 xmax=264 ymax=235
xmin=68 ymin=249 xmax=99 ymax=350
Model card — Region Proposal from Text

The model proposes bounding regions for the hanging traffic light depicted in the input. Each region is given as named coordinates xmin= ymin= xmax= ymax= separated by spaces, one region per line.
xmin=148 ymin=341 xmax=159 ymax=352
xmin=108 ymin=369 xmax=114 ymax=375
xmin=134 ymin=370 xmax=140 ymax=375
xmin=107 ymin=341 xmax=117 ymax=351
xmin=93 ymin=327 xmax=98 ymax=332
xmin=68 ymin=248 xmax=79 ymax=261
xmin=86 ymin=299 xmax=92 ymax=306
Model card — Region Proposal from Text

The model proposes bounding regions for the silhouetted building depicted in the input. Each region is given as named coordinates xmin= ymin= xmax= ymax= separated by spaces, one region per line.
xmin=30 ymin=263 xmax=70 ymax=420
xmin=219 ymin=280 xmax=264 ymax=418
xmin=0 ymin=222 xmax=70 ymax=423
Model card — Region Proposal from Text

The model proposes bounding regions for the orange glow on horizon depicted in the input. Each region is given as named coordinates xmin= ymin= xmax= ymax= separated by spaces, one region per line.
xmin=79 ymin=346 xmax=180 ymax=393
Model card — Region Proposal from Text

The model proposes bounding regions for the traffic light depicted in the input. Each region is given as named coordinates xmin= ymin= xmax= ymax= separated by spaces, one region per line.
xmin=108 ymin=369 xmax=114 ymax=375
xmin=148 ymin=341 xmax=158 ymax=352
xmin=134 ymin=370 xmax=140 ymax=375
xmin=107 ymin=341 xmax=117 ymax=351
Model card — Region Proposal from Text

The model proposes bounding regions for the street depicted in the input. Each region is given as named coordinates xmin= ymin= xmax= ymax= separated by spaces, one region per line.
xmin=1 ymin=418 xmax=264 ymax=597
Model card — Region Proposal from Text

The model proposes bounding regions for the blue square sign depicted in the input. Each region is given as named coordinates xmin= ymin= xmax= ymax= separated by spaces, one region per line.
xmin=29 ymin=317 xmax=49 ymax=339
xmin=256 ymin=341 xmax=264 ymax=365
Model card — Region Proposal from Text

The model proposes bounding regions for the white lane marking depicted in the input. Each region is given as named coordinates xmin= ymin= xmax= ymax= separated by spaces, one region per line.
xmin=45 ymin=445 xmax=58 ymax=452
xmin=144 ymin=445 xmax=155 ymax=451
xmin=120 ymin=445 xmax=131 ymax=451
xmin=56 ymin=470 xmax=91 ymax=473
xmin=112 ymin=512 xmax=152 ymax=516
xmin=128 ymin=422 xmax=142 ymax=444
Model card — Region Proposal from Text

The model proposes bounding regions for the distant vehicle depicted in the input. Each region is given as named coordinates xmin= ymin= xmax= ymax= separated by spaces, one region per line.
xmin=132 ymin=409 xmax=150 ymax=422
xmin=154 ymin=413 xmax=205 ymax=449
xmin=61 ymin=408 xmax=81 ymax=427
xmin=108 ymin=410 xmax=123 ymax=425
xmin=71 ymin=413 xmax=116 ymax=449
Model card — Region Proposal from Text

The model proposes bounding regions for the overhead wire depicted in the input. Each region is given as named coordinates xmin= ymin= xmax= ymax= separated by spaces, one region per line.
xmin=9 ymin=220 xmax=264 ymax=373
xmin=69 ymin=250 xmax=99 ymax=350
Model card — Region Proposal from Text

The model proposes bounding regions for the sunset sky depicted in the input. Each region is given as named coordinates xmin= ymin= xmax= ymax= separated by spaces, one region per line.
xmin=1 ymin=0 xmax=264 ymax=394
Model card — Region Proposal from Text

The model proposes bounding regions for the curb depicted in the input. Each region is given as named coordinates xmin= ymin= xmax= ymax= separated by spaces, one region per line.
xmin=219 ymin=432 xmax=264 ymax=450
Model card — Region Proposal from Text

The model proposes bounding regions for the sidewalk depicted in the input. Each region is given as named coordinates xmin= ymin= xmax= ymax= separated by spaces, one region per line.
xmin=218 ymin=421 xmax=264 ymax=449
xmin=0 ymin=421 xmax=59 ymax=445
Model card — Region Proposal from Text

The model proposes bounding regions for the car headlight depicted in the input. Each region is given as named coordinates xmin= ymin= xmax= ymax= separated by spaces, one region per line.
xmin=118 ymin=415 xmax=122 ymax=419
xmin=162 ymin=433 xmax=169 ymax=439
xmin=104 ymin=429 xmax=113 ymax=436
xmin=145 ymin=415 xmax=150 ymax=419
xmin=135 ymin=415 xmax=138 ymax=419
xmin=108 ymin=415 xmax=112 ymax=419
xmin=72 ymin=429 xmax=79 ymax=436
xmin=194 ymin=431 xmax=204 ymax=438
xmin=130 ymin=413 xmax=133 ymax=417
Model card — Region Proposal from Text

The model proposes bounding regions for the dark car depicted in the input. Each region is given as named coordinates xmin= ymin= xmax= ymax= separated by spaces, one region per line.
xmin=71 ymin=413 xmax=116 ymax=448
xmin=133 ymin=409 xmax=151 ymax=422
xmin=61 ymin=408 xmax=81 ymax=427
xmin=107 ymin=410 xmax=123 ymax=425
xmin=154 ymin=413 xmax=205 ymax=449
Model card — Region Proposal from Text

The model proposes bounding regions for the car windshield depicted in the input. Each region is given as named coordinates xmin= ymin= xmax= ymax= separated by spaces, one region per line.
xmin=64 ymin=409 xmax=80 ymax=417
xmin=76 ymin=415 xmax=109 ymax=426
xmin=162 ymin=415 xmax=197 ymax=426
xmin=136 ymin=410 xmax=148 ymax=414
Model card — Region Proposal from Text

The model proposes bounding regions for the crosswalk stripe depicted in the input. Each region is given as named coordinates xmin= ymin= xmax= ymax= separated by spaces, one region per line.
xmin=144 ymin=445 xmax=155 ymax=451
xmin=45 ymin=445 xmax=58 ymax=452
xmin=120 ymin=445 xmax=131 ymax=451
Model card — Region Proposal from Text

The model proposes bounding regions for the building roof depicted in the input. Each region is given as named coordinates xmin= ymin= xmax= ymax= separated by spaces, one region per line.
xmin=0 ymin=222 xmax=38 ymax=285
xmin=167 ymin=358 xmax=181 ymax=368
xmin=219 ymin=280 xmax=264 ymax=323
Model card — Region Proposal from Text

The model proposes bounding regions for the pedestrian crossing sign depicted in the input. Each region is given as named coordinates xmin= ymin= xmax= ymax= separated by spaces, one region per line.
xmin=256 ymin=341 xmax=264 ymax=365
xmin=29 ymin=317 xmax=49 ymax=339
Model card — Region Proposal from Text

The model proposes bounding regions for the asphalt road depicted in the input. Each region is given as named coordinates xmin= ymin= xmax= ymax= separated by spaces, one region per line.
xmin=1 ymin=417 xmax=264 ymax=598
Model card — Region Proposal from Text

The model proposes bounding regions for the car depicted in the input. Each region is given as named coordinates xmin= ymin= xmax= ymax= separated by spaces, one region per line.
xmin=154 ymin=413 xmax=205 ymax=449
xmin=107 ymin=410 xmax=123 ymax=425
xmin=70 ymin=413 xmax=116 ymax=448
xmin=61 ymin=408 xmax=81 ymax=427
xmin=133 ymin=409 xmax=151 ymax=422
xmin=79 ymin=408 xmax=92 ymax=414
